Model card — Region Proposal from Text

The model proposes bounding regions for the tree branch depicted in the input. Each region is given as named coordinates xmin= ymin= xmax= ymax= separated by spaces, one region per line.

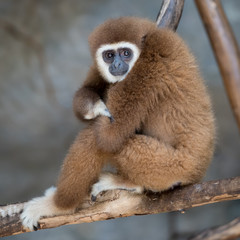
xmin=195 ymin=0 xmax=240 ymax=131
xmin=190 ymin=217 xmax=240 ymax=240
xmin=1 ymin=176 xmax=240 ymax=238
xmin=156 ymin=0 xmax=185 ymax=30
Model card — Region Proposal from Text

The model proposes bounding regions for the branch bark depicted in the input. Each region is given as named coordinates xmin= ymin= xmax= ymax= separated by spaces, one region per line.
xmin=156 ymin=0 xmax=185 ymax=30
xmin=190 ymin=217 xmax=240 ymax=240
xmin=1 ymin=176 xmax=240 ymax=238
xmin=195 ymin=0 xmax=240 ymax=131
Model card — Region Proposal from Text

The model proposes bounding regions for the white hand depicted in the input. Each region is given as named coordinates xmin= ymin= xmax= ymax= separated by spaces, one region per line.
xmin=84 ymin=100 xmax=113 ymax=121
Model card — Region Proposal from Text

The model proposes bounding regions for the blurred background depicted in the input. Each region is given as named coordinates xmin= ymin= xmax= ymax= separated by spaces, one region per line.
xmin=0 ymin=0 xmax=240 ymax=239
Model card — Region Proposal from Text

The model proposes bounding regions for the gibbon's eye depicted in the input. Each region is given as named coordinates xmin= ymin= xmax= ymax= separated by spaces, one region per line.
xmin=123 ymin=50 xmax=130 ymax=56
xmin=120 ymin=48 xmax=132 ymax=60
xmin=103 ymin=51 xmax=115 ymax=63
xmin=106 ymin=51 xmax=114 ymax=59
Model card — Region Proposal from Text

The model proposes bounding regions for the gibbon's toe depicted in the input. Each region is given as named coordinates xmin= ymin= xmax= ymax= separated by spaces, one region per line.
xmin=33 ymin=223 xmax=40 ymax=231
xmin=90 ymin=181 xmax=105 ymax=201
xmin=20 ymin=203 xmax=41 ymax=231
xmin=20 ymin=186 xmax=57 ymax=231
xmin=90 ymin=194 xmax=97 ymax=202
xmin=90 ymin=173 xmax=144 ymax=201
xmin=90 ymin=173 xmax=116 ymax=200
xmin=169 ymin=182 xmax=182 ymax=190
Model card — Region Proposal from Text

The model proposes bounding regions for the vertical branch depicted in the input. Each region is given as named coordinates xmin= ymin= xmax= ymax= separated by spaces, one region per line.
xmin=156 ymin=0 xmax=185 ymax=31
xmin=195 ymin=0 xmax=240 ymax=131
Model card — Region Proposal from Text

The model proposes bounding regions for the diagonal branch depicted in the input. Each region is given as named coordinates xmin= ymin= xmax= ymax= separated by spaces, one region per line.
xmin=190 ymin=217 xmax=240 ymax=240
xmin=1 ymin=176 xmax=240 ymax=238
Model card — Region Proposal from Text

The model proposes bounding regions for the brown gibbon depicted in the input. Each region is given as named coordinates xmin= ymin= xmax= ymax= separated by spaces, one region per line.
xmin=17 ymin=17 xmax=215 ymax=230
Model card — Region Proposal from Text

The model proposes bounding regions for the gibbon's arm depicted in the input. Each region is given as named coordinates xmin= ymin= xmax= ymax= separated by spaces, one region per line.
xmin=73 ymin=65 xmax=110 ymax=121
xmin=94 ymin=29 xmax=186 ymax=153
xmin=94 ymin=74 xmax=159 ymax=153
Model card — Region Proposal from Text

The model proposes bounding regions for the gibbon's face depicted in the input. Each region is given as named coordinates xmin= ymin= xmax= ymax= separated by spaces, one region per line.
xmin=96 ymin=42 xmax=140 ymax=83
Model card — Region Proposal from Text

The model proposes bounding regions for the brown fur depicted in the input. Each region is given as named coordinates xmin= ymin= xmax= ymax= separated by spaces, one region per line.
xmin=73 ymin=66 xmax=109 ymax=121
xmin=55 ymin=17 xmax=215 ymax=209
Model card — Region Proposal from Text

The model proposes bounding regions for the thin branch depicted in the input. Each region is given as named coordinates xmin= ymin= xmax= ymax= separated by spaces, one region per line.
xmin=156 ymin=0 xmax=185 ymax=30
xmin=1 ymin=176 xmax=240 ymax=238
xmin=189 ymin=217 xmax=240 ymax=240
xmin=195 ymin=0 xmax=240 ymax=131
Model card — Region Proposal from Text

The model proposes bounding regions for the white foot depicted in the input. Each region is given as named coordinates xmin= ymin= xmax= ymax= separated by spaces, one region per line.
xmin=20 ymin=186 xmax=74 ymax=231
xmin=91 ymin=173 xmax=143 ymax=201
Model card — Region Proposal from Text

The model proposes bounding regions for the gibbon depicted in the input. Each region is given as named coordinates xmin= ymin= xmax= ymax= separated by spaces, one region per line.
xmin=19 ymin=17 xmax=215 ymax=230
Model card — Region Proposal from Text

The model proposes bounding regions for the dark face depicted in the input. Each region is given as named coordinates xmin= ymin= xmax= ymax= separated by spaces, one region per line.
xmin=102 ymin=48 xmax=133 ymax=76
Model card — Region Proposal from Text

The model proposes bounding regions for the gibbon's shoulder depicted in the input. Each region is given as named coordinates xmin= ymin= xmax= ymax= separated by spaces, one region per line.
xmin=143 ymin=28 xmax=192 ymax=61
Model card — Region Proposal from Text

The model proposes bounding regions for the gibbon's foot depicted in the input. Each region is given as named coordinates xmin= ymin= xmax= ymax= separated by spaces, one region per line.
xmin=20 ymin=187 xmax=56 ymax=231
xmin=20 ymin=186 xmax=74 ymax=231
xmin=91 ymin=173 xmax=143 ymax=202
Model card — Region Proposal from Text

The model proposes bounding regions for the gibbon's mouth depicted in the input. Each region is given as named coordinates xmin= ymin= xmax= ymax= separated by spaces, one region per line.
xmin=110 ymin=70 xmax=128 ymax=76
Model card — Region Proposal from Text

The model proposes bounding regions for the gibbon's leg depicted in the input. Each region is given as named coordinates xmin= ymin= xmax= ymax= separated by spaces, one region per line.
xmin=114 ymin=134 xmax=207 ymax=191
xmin=54 ymin=126 xmax=109 ymax=208
xmin=21 ymin=126 xmax=108 ymax=231
xmin=91 ymin=134 xmax=209 ymax=198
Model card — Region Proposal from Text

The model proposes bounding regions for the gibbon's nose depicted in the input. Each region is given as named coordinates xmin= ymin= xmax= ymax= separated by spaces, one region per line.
xmin=113 ymin=58 xmax=123 ymax=69
xmin=109 ymin=55 xmax=129 ymax=76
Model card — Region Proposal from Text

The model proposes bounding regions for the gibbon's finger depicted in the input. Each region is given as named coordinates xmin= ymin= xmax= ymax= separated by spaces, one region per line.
xmin=101 ymin=107 xmax=114 ymax=123
xmin=109 ymin=115 xmax=115 ymax=123
xmin=103 ymin=107 xmax=111 ymax=117
xmin=96 ymin=102 xmax=113 ymax=119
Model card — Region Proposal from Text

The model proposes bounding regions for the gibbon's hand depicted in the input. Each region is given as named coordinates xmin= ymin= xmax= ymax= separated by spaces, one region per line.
xmin=84 ymin=99 xmax=114 ymax=122
xmin=94 ymin=116 xmax=127 ymax=153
